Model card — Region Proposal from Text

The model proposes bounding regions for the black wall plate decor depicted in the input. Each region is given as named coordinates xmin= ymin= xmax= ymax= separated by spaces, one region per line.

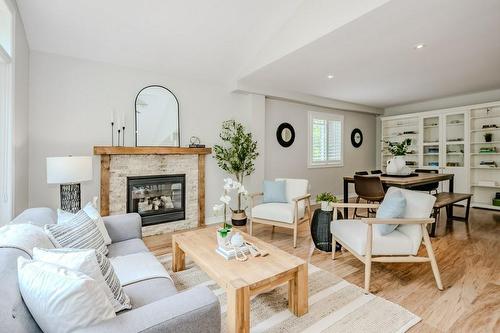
xmin=351 ymin=128 xmax=363 ymax=148
xmin=276 ymin=122 xmax=295 ymax=147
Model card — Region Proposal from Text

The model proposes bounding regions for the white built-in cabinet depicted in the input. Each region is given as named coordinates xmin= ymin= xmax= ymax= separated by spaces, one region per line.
xmin=381 ymin=101 xmax=500 ymax=210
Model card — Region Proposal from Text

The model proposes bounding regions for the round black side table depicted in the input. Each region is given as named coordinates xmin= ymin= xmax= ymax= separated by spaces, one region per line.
xmin=310 ymin=208 xmax=343 ymax=252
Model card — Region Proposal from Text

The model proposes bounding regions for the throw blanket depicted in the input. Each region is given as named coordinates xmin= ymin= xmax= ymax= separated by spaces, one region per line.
xmin=110 ymin=252 xmax=172 ymax=286
xmin=0 ymin=223 xmax=55 ymax=257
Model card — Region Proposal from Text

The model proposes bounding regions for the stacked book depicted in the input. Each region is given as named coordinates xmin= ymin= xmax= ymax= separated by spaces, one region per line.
xmin=215 ymin=245 xmax=249 ymax=260
xmin=479 ymin=147 xmax=497 ymax=153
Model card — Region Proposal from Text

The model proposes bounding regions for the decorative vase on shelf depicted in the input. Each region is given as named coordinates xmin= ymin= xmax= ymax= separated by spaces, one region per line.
xmin=386 ymin=155 xmax=410 ymax=175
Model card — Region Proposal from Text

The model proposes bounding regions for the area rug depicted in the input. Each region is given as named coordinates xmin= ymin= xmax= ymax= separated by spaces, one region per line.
xmin=157 ymin=254 xmax=420 ymax=333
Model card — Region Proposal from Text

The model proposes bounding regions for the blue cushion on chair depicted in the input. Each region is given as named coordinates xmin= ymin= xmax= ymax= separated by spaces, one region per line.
xmin=262 ymin=180 xmax=287 ymax=203
xmin=375 ymin=189 xmax=407 ymax=235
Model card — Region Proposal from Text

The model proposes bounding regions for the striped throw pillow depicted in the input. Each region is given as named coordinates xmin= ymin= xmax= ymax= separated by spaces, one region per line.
xmin=45 ymin=210 xmax=108 ymax=256
xmin=95 ymin=250 xmax=132 ymax=312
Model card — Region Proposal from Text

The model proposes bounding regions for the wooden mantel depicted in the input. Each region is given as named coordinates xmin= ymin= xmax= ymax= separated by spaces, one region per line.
xmin=94 ymin=146 xmax=212 ymax=226
xmin=93 ymin=146 xmax=212 ymax=155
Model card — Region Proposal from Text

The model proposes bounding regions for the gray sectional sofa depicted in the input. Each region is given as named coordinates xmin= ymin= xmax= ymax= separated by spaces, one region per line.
xmin=0 ymin=208 xmax=221 ymax=333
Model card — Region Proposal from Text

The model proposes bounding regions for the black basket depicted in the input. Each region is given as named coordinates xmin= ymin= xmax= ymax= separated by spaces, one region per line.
xmin=310 ymin=208 xmax=343 ymax=252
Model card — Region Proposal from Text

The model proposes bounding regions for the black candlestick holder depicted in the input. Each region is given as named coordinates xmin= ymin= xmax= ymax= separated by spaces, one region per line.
xmin=122 ymin=126 xmax=125 ymax=146
xmin=111 ymin=122 xmax=114 ymax=146
xmin=117 ymin=129 xmax=121 ymax=146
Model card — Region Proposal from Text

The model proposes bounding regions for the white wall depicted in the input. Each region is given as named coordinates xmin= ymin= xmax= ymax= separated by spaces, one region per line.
xmin=10 ymin=0 xmax=30 ymax=216
xmin=265 ymin=99 xmax=377 ymax=198
xmin=28 ymin=51 xmax=257 ymax=219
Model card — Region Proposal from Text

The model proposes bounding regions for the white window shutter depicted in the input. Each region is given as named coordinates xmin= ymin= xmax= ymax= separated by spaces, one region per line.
xmin=309 ymin=111 xmax=343 ymax=167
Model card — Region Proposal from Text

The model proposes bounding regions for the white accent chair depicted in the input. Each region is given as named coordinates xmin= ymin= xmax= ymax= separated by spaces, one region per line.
xmin=330 ymin=187 xmax=443 ymax=293
xmin=249 ymin=178 xmax=311 ymax=248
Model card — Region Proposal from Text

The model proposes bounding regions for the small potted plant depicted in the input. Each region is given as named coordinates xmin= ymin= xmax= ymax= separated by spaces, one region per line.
xmin=484 ymin=132 xmax=493 ymax=142
xmin=213 ymin=192 xmax=233 ymax=248
xmin=316 ymin=192 xmax=337 ymax=211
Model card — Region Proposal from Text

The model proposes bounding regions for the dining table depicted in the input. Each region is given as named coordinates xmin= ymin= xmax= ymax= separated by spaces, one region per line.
xmin=343 ymin=172 xmax=454 ymax=218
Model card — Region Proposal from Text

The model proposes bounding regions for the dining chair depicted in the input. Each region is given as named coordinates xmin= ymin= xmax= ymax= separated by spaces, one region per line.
xmin=331 ymin=187 xmax=443 ymax=293
xmin=353 ymin=175 xmax=385 ymax=218
xmin=411 ymin=169 xmax=439 ymax=194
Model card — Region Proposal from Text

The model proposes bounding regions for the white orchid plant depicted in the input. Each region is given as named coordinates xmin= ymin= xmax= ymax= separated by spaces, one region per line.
xmin=213 ymin=178 xmax=249 ymax=237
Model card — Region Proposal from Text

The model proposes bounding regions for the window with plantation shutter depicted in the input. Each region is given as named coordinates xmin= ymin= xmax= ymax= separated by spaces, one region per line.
xmin=308 ymin=111 xmax=343 ymax=167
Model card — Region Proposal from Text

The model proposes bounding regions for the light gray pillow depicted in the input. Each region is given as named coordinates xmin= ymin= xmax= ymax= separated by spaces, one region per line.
xmin=45 ymin=210 xmax=108 ymax=256
xmin=263 ymin=180 xmax=287 ymax=203
xmin=375 ymin=190 xmax=407 ymax=235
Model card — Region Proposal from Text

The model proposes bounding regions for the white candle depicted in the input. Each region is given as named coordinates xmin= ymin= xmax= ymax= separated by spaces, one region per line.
xmin=110 ymin=109 xmax=115 ymax=123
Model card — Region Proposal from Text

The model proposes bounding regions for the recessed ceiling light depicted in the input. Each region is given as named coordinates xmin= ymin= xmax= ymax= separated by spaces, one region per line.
xmin=414 ymin=43 xmax=426 ymax=49
xmin=327 ymin=74 xmax=334 ymax=79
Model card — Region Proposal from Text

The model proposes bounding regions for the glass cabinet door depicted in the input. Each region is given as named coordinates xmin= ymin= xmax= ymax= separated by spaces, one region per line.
xmin=445 ymin=113 xmax=465 ymax=167
xmin=422 ymin=116 xmax=440 ymax=168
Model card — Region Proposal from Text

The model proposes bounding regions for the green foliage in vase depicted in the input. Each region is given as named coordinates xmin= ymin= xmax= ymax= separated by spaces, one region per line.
xmin=214 ymin=120 xmax=259 ymax=211
xmin=384 ymin=138 xmax=412 ymax=156
xmin=316 ymin=192 xmax=337 ymax=203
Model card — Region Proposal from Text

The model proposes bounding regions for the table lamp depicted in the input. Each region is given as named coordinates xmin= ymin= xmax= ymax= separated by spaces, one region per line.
xmin=46 ymin=156 xmax=93 ymax=213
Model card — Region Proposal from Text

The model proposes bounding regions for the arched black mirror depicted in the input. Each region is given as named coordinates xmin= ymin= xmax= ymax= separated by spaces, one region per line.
xmin=135 ymin=85 xmax=180 ymax=147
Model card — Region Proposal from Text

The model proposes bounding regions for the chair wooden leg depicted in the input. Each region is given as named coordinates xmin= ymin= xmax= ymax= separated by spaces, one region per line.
xmin=431 ymin=208 xmax=439 ymax=237
xmin=272 ymin=226 xmax=275 ymax=233
xmin=293 ymin=224 xmax=298 ymax=248
xmin=248 ymin=218 xmax=253 ymax=236
xmin=364 ymin=224 xmax=373 ymax=294
xmin=353 ymin=197 xmax=360 ymax=219
xmin=421 ymin=225 xmax=444 ymax=290
xmin=331 ymin=237 xmax=336 ymax=260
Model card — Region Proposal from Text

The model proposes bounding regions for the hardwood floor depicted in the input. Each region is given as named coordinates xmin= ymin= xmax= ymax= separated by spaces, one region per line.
xmin=144 ymin=206 xmax=500 ymax=332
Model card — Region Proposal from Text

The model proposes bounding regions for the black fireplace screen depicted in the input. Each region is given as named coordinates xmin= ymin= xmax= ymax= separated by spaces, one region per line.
xmin=127 ymin=174 xmax=185 ymax=226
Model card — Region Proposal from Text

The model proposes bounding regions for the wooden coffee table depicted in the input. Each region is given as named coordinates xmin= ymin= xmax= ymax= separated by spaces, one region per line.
xmin=172 ymin=226 xmax=308 ymax=333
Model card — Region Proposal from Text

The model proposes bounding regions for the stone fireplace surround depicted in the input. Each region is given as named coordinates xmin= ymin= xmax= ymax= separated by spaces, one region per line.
xmin=94 ymin=146 xmax=211 ymax=237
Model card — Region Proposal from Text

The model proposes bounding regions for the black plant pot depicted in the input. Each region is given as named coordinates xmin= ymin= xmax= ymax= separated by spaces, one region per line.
xmin=310 ymin=208 xmax=343 ymax=252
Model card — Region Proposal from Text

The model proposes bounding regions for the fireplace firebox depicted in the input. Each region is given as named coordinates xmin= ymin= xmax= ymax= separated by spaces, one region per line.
xmin=127 ymin=174 xmax=185 ymax=226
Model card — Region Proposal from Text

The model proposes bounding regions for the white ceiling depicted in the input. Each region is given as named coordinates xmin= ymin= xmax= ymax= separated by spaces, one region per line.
xmin=239 ymin=0 xmax=500 ymax=108
xmin=17 ymin=0 xmax=500 ymax=108
xmin=16 ymin=0 xmax=303 ymax=82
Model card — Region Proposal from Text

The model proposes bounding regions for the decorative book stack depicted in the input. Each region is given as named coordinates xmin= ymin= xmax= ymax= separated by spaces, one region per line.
xmin=215 ymin=245 xmax=249 ymax=260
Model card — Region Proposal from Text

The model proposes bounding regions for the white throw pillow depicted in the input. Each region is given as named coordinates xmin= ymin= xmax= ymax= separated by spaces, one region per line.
xmin=17 ymin=257 xmax=115 ymax=333
xmin=0 ymin=223 xmax=54 ymax=257
xmin=33 ymin=247 xmax=131 ymax=312
xmin=58 ymin=197 xmax=112 ymax=245
xmin=45 ymin=210 xmax=108 ymax=256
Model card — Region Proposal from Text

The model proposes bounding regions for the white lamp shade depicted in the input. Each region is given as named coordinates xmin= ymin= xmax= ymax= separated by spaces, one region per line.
xmin=46 ymin=156 xmax=93 ymax=184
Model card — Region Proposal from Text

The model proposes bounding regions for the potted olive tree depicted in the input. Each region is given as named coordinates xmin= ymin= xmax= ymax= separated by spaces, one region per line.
xmin=214 ymin=120 xmax=258 ymax=226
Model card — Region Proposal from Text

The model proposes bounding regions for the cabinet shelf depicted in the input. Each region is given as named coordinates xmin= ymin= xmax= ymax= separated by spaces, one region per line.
xmin=471 ymin=128 xmax=500 ymax=132
xmin=471 ymin=202 xmax=500 ymax=211
xmin=470 ymin=115 xmax=500 ymax=120
xmin=471 ymin=153 xmax=500 ymax=155
xmin=471 ymin=184 xmax=500 ymax=189
xmin=471 ymin=166 xmax=500 ymax=169
xmin=470 ymin=141 xmax=500 ymax=144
